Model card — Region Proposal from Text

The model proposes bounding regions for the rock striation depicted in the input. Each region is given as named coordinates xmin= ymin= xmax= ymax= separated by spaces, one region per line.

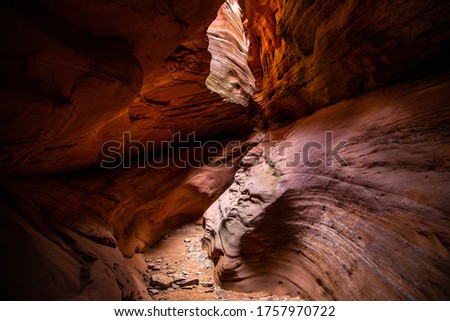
xmin=0 ymin=0 xmax=256 ymax=300
xmin=0 ymin=0 xmax=449 ymax=301
xmin=203 ymin=74 xmax=450 ymax=300
xmin=0 ymin=0 xmax=253 ymax=176
xmin=200 ymin=0 xmax=450 ymax=299
xmin=206 ymin=0 xmax=256 ymax=107
xmin=245 ymin=0 xmax=450 ymax=120
xmin=0 ymin=132 xmax=257 ymax=299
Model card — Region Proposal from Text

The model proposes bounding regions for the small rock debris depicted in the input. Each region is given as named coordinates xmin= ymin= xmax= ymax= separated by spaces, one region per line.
xmin=141 ymin=223 xmax=300 ymax=301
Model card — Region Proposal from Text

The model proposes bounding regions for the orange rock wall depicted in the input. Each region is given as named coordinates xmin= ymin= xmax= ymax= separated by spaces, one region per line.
xmin=245 ymin=0 xmax=450 ymax=120
xmin=0 ymin=0 xmax=254 ymax=176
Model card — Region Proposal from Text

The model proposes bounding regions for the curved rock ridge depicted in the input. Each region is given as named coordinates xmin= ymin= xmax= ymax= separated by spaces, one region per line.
xmin=0 ymin=0 xmax=449 ymax=301
xmin=0 ymin=0 xmax=254 ymax=176
xmin=206 ymin=0 xmax=255 ymax=107
xmin=245 ymin=0 xmax=450 ymax=120
xmin=0 ymin=0 xmax=256 ymax=300
xmin=203 ymin=74 xmax=450 ymax=300
xmin=0 ymin=1 xmax=143 ymax=176
xmin=0 ymin=132 xmax=259 ymax=299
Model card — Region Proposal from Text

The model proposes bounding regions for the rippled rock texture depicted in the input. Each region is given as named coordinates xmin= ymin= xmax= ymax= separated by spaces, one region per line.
xmin=201 ymin=0 xmax=450 ymax=300
xmin=0 ymin=0 xmax=255 ymax=300
xmin=1 ymin=0 xmax=449 ymax=301
xmin=206 ymin=0 xmax=255 ymax=106
xmin=0 ymin=134 xmax=256 ymax=299
xmin=203 ymin=74 xmax=450 ymax=300
xmin=245 ymin=0 xmax=450 ymax=120
xmin=0 ymin=0 xmax=253 ymax=176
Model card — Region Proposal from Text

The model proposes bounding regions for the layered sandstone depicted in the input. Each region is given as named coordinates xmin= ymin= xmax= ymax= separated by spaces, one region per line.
xmin=0 ymin=133 xmax=258 ymax=299
xmin=199 ymin=0 xmax=450 ymax=299
xmin=206 ymin=0 xmax=255 ymax=107
xmin=0 ymin=0 xmax=256 ymax=300
xmin=0 ymin=0 xmax=449 ymax=301
xmin=245 ymin=0 xmax=450 ymax=120
xmin=203 ymin=74 xmax=450 ymax=300
xmin=0 ymin=0 xmax=253 ymax=176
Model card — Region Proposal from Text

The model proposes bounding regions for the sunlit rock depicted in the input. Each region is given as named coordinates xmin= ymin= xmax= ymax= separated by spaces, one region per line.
xmin=206 ymin=0 xmax=255 ymax=107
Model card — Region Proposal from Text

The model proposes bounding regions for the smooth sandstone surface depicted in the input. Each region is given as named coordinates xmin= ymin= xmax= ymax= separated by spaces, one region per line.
xmin=0 ymin=0 xmax=449 ymax=300
xmin=0 ymin=0 xmax=253 ymax=176
xmin=203 ymin=74 xmax=450 ymax=300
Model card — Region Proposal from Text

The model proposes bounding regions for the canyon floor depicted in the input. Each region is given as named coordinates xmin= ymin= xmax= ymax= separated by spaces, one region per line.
xmin=132 ymin=222 xmax=302 ymax=301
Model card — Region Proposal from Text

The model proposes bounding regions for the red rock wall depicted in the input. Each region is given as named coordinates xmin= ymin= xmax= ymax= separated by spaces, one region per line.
xmin=0 ymin=133 xmax=260 ymax=299
xmin=0 ymin=0 xmax=254 ymax=176
xmin=0 ymin=0 xmax=258 ymax=299
xmin=203 ymin=74 xmax=450 ymax=300
xmin=200 ymin=0 xmax=450 ymax=300
xmin=245 ymin=0 xmax=450 ymax=120
xmin=1 ymin=0 xmax=449 ymax=301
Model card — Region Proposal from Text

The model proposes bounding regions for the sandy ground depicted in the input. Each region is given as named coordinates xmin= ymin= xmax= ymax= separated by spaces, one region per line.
xmin=129 ymin=223 xmax=301 ymax=301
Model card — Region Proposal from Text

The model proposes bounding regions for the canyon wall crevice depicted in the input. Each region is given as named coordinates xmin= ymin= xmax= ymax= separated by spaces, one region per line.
xmin=0 ymin=0 xmax=254 ymax=177
xmin=0 ymin=0 xmax=257 ymax=300
xmin=0 ymin=133 xmax=260 ymax=299
xmin=0 ymin=0 xmax=449 ymax=300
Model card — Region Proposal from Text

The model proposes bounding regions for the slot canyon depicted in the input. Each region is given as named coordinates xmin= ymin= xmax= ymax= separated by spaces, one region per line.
xmin=0 ymin=0 xmax=449 ymax=300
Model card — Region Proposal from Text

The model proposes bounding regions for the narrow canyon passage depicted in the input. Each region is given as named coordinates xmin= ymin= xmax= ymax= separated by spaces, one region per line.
xmin=0 ymin=0 xmax=449 ymax=301
xmin=131 ymin=223 xmax=300 ymax=301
